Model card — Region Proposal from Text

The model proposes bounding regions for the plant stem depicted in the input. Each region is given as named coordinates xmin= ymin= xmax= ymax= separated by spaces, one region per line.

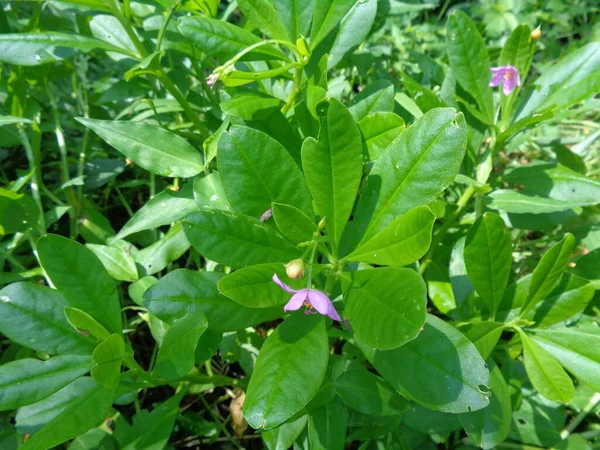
xmin=281 ymin=66 xmax=303 ymax=115
xmin=198 ymin=395 xmax=244 ymax=450
xmin=109 ymin=0 xmax=147 ymax=59
xmin=18 ymin=126 xmax=46 ymax=232
xmin=561 ymin=392 xmax=600 ymax=439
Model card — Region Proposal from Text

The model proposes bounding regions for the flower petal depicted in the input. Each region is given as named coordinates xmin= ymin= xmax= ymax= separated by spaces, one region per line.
xmin=307 ymin=290 xmax=341 ymax=321
xmin=514 ymin=69 xmax=522 ymax=87
xmin=490 ymin=66 xmax=506 ymax=74
xmin=503 ymin=76 xmax=516 ymax=95
xmin=273 ymin=273 xmax=296 ymax=294
xmin=284 ymin=291 xmax=308 ymax=312
xmin=489 ymin=72 xmax=505 ymax=87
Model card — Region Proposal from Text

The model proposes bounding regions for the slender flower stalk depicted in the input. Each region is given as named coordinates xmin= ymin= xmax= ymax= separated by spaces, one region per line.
xmin=272 ymin=274 xmax=341 ymax=321
xmin=489 ymin=65 xmax=521 ymax=95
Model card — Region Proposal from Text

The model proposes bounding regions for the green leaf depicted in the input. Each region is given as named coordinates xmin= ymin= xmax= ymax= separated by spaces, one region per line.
xmin=346 ymin=206 xmax=435 ymax=267
xmin=518 ymin=330 xmax=574 ymax=403
xmin=91 ymin=334 xmax=125 ymax=389
xmin=178 ymin=16 xmax=288 ymax=62
xmin=0 ymin=188 xmax=40 ymax=234
xmin=0 ymin=115 xmax=33 ymax=126
xmin=218 ymin=126 xmax=312 ymax=218
xmin=193 ymin=172 xmax=231 ymax=212
xmin=244 ymin=313 xmax=328 ymax=429
xmin=520 ymin=234 xmax=575 ymax=317
xmin=358 ymin=314 xmax=490 ymax=413
xmin=37 ymin=234 xmax=122 ymax=334
xmin=0 ymin=355 xmax=92 ymax=411
xmin=487 ymin=189 xmax=575 ymax=214
xmin=86 ymin=243 xmax=138 ymax=282
xmin=302 ymin=99 xmax=363 ymax=252
xmin=143 ymin=269 xmax=280 ymax=332
xmin=308 ymin=396 xmax=348 ymax=450
xmin=457 ymin=322 xmax=504 ymax=360
xmin=516 ymin=42 xmax=600 ymax=120
xmin=272 ymin=202 xmax=317 ymax=244
xmin=220 ymin=91 xmax=281 ymax=121
xmin=89 ymin=14 xmax=138 ymax=58
xmin=154 ymin=312 xmax=208 ymax=381
xmin=218 ymin=263 xmax=300 ymax=308
xmin=446 ymin=11 xmax=494 ymax=121
xmin=262 ymin=414 xmax=309 ymax=450
xmin=464 ymin=212 xmax=513 ymax=317
xmin=183 ymin=210 xmax=301 ymax=268
xmin=310 ymin=0 xmax=356 ymax=49
xmin=0 ymin=283 xmax=95 ymax=355
xmin=20 ymin=378 xmax=115 ymax=450
xmin=348 ymin=80 xmax=395 ymax=122
xmin=459 ymin=361 xmax=511 ymax=449
xmin=352 ymin=107 xmax=467 ymax=244
xmin=343 ymin=267 xmax=426 ymax=349
xmin=135 ymin=223 xmax=190 ymax=276
xmin=529 ymin=328 xmax=600 ymax=393
xmin=237 ymin=0 xmax=290 ymax=40
xmin=114 ymin=184 xmax=199 ymax=240
xmin=327 ymin=0 xmax=377 ymax=69
xmin=0 ymin=32 xmax=138 ymax=66
xmin=273 ymin=0 xmax=314 ymax=40
xmin=358 ymin=112 xmax=405 ymax=161
xmin=64 ymin=307 xmax=111 ymax=341
xmin=334 ymin=367 xmax=409 ymax=416
xmin=76 ymin=118 xmax=203 ymax=178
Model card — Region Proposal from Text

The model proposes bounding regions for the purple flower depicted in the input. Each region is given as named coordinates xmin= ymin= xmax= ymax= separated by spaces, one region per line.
xmin=273 ymin=274 xmax=341 ymax=321
xmin=206 ymin=72 xmax=220 ymax=87
xmin=489 ymin=65 xmax=521 ymax=95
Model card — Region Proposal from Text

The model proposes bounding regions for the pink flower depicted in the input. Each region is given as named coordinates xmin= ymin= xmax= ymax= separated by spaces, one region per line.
xmin=489 ymin=65 xmax=521 ymax=95
xmin=272 ymin=274 xmax=341 ymax=321
xmin=206 ymin=72 xmax=220 ymax=87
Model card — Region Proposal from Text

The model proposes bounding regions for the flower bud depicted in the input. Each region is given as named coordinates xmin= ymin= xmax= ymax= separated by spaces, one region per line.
xmin=296 ymin=37 xmax=310 ymax=57
xmin=317 ymin=216 xmax=327 ymax=230
xmin=285 ymin=259 xmax=305 ymax=279
xmin=530 ymin=27 xmax=541 ymax=40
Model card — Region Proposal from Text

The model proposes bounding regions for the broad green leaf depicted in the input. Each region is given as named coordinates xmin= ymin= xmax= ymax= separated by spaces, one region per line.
xmin=334 ymin=367 xmax=409 ymax=416
xmin=572 ymin=248 xmax=600 ymax=288
xmin=0 ymin=283 xmax=95 ymax=355
xmin=425 ymin=261 xmax=456 ymax=314
xmin=308 ymin=397 xmax=348 ymax=450
xmin=143 ymin=269 xmax=280 ymax=332
xmin=459 ymin=361 xmax=511 ymax=449
xmin=86 ymin=243 xmax=138 ymax=282
xmin=464 ymin=213 xmax=513 ymax=318
xmin=218 ymin=263 xmax=302 ymax=308
xmin=509 ymin=388 xmax=564 ymax=448
xmin=68 ymin=429 xmax=117 ymax=450
xmin=135 ymin=223 xmax=190 ymax=276
xmin=352 ymin=107 xmax=467 ymax=244
xmin=237 ymin=0 xmax=290 ymax=40
xmin=91 ymin=334 xmax=125 ymax=389
xmin=487 ymin=189 xmax=575 ymax=214
xmin=0 ymin=32 xmax=138 ymax=66
xmin=262 ymin=414 xmax=308 ymax=450
xmin=516 ymin=42 xmax=600 ymax=120
xmin=348 ymin=80 xmax=395 ymax=122
xmin=219 ymin=126 xmax=312 ymax=217
xmin=244 ymin=313 xmax=328 ymax=429
xmin=178 ymin=16 xmax=288 ymax=62
xmin=457 ymin=322 xmax=504 ymax=360
xmin=154 ymin=312 xmax=207 ymax=381
xmin=518 ymin=330 xmax=574 ymax=403
xmin=64 ymin=307 xmax=110 ymax=341
xmin=115 ymin=184 xmax=199 ymax=240
xmin=20 ymin=378 xmax=114 ymax=450
xmin=272 ymin=202 xmax=317 ymax=244
xmin=220 ymin=91 xmax=281 ymax=121
xmin=358 ymin=112 xmax=405 ymax=161
xmin=0 ymin=356 xmax=92 ymax=411
xmin=183 ymin=210 xmax=301 ymax=268
xmin=529 ymin=328 xmax=600 ymax=393
xmin=0 ymin=115 xmax=33 ymax=126
xmin=327 ymin=0 xmax=377 ymax=69
xmin=346 ymin=206 xmax=435 ymax=267
xmin=89 ymin=14 xmax=137 ymax=59
xmin=302 ymin=99 xmax=363 ymax=252
xmin=76 ymin=118 xmax=203 ymax=178
xmin=358 ymin=314 xmax=490 ymax=413
xmin=0 ymin=188 xmax=40 ymax=235
xmin=37 ymin=234 xmax=122 ymax=334
xmin=343 ymin=267 xmax=426 ymax=349
xmin=120 ymin=392 xmax=184 ymax=450
xmin=193 ymin=172 xmax=231 ymax=211
xmin=505 ymin=163 xmax=600 ymax=207
xmin=310 ymin=0 xmax=356 ymax=49
xmin=274 ymin=0 xmax=314 ymax=40
xmin=520 ymin=234 xmax=575 ymax=317
xmin=446 ymin=11 xmax=494 ymax=121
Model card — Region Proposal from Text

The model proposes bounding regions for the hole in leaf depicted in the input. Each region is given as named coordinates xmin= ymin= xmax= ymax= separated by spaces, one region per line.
xmin=517 ymin=418 xmax=527 ymax=425
xmin=478 ymin=384 xmax=492 ymax=396
xmin=467 ymin=406 xmax=472 ymax=412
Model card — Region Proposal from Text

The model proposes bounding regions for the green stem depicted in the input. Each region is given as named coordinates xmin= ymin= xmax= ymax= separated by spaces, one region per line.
xmin=156 ymin=0 xmax=180 ymax=53
xmin=198 ymin=395 xmax=244 ymax=450
xmin=18 ymin=126 xmax=46 ymax=232
xmin=281 ymin=66 xmax=303 ymax=115
xmin=561 ymin=392 xmax=600 ymax=439
xmin=306 ymin=240 xmax=319 ymax=289
xmin=109 ymin=0 xmax=147 ymax=59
